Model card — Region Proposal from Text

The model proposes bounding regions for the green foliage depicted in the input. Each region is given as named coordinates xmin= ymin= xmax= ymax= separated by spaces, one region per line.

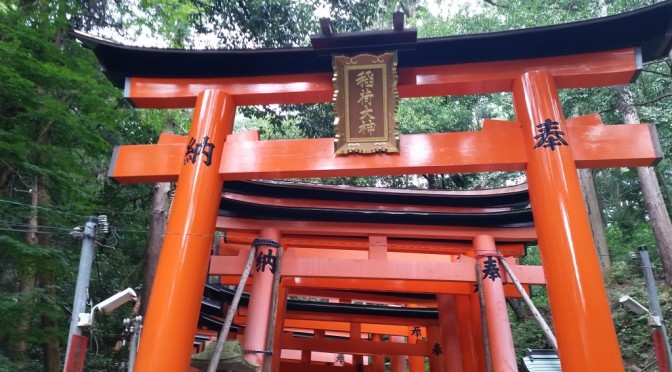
xmin=0 ymin=1 xmax=166 ymax=368
xmin=607 ymin=262 xmax=670 ymax=366
xmin=512 ymin=319 xmax=548 ymax=359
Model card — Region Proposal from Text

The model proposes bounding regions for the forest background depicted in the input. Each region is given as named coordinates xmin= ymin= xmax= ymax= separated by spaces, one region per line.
xmin=1 ymin=0 xmax=672 ymax=370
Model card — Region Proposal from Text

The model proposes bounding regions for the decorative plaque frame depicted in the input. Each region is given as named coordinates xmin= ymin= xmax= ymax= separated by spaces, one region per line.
xmin=332 ymin=52 xmax=400 ymax=155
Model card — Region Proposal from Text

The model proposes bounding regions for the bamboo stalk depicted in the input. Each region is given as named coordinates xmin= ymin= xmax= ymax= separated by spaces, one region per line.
xmin=476 ymin=262 xmax=493 ymax=372
xmin=207 ymin=246 xmax=257 ymax=372
xmin=499 ymin=257 xmax=558 ymax=351
xmin=263 ymin=246 xmax=284 ymax=372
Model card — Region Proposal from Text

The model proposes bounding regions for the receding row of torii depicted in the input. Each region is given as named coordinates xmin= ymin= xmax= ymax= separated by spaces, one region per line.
xmin=198 ymin=210 xmax=543 ymax=372
xmin=73 ymin=2 xmax=672 ymax=370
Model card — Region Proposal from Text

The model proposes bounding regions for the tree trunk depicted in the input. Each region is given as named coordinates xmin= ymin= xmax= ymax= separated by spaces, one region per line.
xmin=614 ymin=85 xmax=672 ymax=283
xmin=140 ymin=117 xmax=174 ymax=317
xmin=578 ymin=169 xmax=611 ymax=272
xmin=13 ymin=177 xmax=39 ymax=369
xmin=139 ymin=181 xmax=171 ymax=316
xmin=655 ymin=168 xmax=672 ymax=214
xmin=506 ymin=298 xmax=528 ymax=322
xmin=423 ymin=174 xmax=437 ymax=189
xmin=35 ymin=181 xmax=59 ymax=372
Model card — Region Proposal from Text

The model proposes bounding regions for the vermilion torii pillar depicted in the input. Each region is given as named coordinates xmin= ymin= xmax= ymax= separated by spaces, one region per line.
xmin=243 ymin=228 xmax=281 ymax=367
xmin=408 ymin=326 xmax=425 ymax=372
xmin=474 ymin=235 xmax=517 ymax=371
xmin=134 ymin=90 xmax=236 ymax=371
xmin=455 ymin=295 xmax=481 ymax=372
xmin=437 ymin=295 xmax=462 ymax=372
xmin=389 ymin=336 xmax=408 ymax=372
xmin=513 ymin=71 xmax=624 ymax=371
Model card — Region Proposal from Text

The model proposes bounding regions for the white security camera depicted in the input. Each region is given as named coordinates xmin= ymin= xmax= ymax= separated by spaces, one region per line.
xmin=619 ymin=295 xmax=649 ymax=316
xmin=77 ymin=288 xmax=137 ymax=328
xmin=95 ymin=288 xmax=137 ymax=314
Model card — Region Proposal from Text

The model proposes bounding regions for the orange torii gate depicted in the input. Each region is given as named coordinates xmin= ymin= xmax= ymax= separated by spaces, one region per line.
xmin=75 ymin=2 xmax=672 ymax=371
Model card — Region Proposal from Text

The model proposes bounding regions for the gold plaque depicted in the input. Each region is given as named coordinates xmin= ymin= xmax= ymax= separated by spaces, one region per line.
xmin=333 ymin=52 xmax=400 ymax=155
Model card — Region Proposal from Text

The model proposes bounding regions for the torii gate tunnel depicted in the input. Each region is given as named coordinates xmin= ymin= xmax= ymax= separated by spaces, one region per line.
xmin=77 ymin=2 xmax=672 ymax=371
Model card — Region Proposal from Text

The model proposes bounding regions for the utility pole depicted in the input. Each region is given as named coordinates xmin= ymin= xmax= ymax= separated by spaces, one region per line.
xmin=638 ymin=245 xmax=672 ymax=372
xmin=125 ymin=315 xmax=143 ymax=372
xmin=63 ymin=216 xmax=98 ymax=372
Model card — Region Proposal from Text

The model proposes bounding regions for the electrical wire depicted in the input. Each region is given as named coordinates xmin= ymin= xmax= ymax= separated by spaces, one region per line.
xmin=0 ymin=198 xmax=88 ymax=218
xmin=96 ymin=241 xmax=117 ymax=249
xmin=0 ymin=226 xmax=75 ymax=235
xmin=0 ymin=220 xmax=76 ymax=232
xmin=0 ymin=223 xmax=219 ymax=239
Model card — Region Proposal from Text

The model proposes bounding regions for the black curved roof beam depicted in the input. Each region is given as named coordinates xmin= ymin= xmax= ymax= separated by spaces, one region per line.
xmin=72 ymin=2 xmax=672 ymax=89
xmin=223 ymin=180 xmax=531 ymax=208
xmin=219 ymin=181 xmax=533 ymax=228
xmin=202 ymin=283 xmax=438 ymax=322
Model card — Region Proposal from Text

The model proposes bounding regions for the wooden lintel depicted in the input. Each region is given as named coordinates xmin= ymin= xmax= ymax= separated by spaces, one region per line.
xmin=220 ymin=234 xmax=527 ymax=257
xmin=126 ymin=49 xmax=638 ymax=109
xmin=278 ymin=361 xmax=361 ymax=372
xmin=218 ymin=275 xmax=528 ymax=297
xmin=279 ymin=333 xmax=430 ymax=356
xmin=280 ymin=319 xmax=421 ymax=336
xmin=108 ymin=117 xmax=661 ymax=184
xmin=210 ymin=255 xmax=544 ymax=285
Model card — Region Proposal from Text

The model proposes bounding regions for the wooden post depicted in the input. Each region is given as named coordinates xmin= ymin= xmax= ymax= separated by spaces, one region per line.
xmin=270 ymin=282 xmax=289 ymax=372
xmin=474 ymin=236 xmax=516 ymax=371
xmin=408 ymin=325 xmax=425 ymax=372
xmin=427 ymin=325 xmax=445 ymax=372
xmin=372 ymin=334 xmax=385 ymax=372
xmin=263 ymin=244 xmax=283 ymax=372
xmin=455 ymin=295 xmax=481 ymax=372
xmin=513 ymin=70 xmax=624 ymax=370
xmin=389 ymin=335 xmax=408 ymax=372
xmin=134 ymin=90 xmax=235 ymax=372
xmin=243 ymin=229 xmax=281 ymax=367
xmin=352 ymin=323 xmax=364 ymax=370
xmin=437 ymin=295 xmax=463 ymax=372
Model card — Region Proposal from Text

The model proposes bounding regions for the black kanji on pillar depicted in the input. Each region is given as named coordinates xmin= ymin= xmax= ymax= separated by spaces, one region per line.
xmin=335 ymin=353 xmax=345 ymax=364
xmin=431 ymin=343 xmax=443 ymax=356
xmin=533 ymin=118 xmax=568 ymax=151
xmin=482 ymin=256 xmax=501 ymax=281
xmin=184 ymin=136 xmax=215 ymax=165
xmin=256 ymin=249 xmax=277 ymax=274
xmin=411 ymin=326 xmax=422 ymax=337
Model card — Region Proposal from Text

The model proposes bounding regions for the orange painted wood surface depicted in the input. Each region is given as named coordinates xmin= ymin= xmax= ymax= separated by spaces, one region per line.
xmin=126 ymin=49 xmax=638 ymax=108
xmin=210 ymin=253 xmax=543 ymax=284
xmin=280 ymin=319 xmax=421 ymax=336
xmin=134 ymin=91 xmax=236 ymax=372
xmin=279 ymin=333 xmax=430 ymax=356
xmin=220 ymin=241 xmax=526 ymax=259
xmin=279 ymin=350 xmax=355 ymax=365
xmin=217 ymin=275 xmax=528 ymax=297
xmin=221 ymin=232 xmax=527 ymax=257
xmin=514 ymin=71 xmax=624 ymax=371
xmin=108 ymin=117 xmax=660 ymax=183
xmin=279 ymin=362 xmax=366 ymax=372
